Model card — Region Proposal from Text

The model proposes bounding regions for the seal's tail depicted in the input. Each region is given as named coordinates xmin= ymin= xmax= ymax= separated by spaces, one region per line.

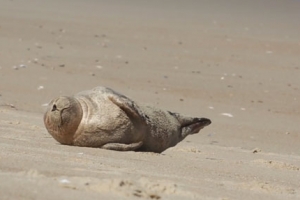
xmin=181 ymin=117 xmax=211 ymax=137
xmin=168 ymin=111 xmax=211 ymax=138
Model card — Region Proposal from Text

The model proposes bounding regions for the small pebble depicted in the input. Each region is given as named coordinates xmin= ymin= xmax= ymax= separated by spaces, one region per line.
xmin=37 ymin=86 xmax=44 ymax=90
xmin=252 ymin=148 xmax=261 ymax=154
xmin=220 ymin=113 xmax=233 ymax=117
xmin=59 ymin=179 xmax=70 ymax=184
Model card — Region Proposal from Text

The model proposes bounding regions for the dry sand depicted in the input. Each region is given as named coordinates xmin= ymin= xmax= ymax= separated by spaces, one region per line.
xmin=0 ymin=0 xmax=300 ymax=199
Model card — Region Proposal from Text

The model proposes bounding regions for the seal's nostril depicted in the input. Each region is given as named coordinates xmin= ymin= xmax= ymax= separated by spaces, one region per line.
xmin=52 ymin=104 xmax=57 ymax=111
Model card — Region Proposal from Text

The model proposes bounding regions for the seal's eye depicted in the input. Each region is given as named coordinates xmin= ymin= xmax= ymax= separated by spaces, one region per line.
xmin=52 ymin=104 xmax=57 ymax=111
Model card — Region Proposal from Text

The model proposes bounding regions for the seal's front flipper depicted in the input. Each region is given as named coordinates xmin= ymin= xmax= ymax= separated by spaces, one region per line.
xmin=180 ymin=117 xmax=211 ymax=138
xmin=107 ymin=93 xmax=147 ymax=128
xmin=101 ymin=141 xmax=143 ymax=151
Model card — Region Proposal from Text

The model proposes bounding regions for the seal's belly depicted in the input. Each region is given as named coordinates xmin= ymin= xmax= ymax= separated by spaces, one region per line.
xmin=75 ymin=95 xmax=140 ymax=144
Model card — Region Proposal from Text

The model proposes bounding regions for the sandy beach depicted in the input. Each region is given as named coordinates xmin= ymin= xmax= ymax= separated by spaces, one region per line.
xmin=0 ymin=0 xmax=300 ymax=199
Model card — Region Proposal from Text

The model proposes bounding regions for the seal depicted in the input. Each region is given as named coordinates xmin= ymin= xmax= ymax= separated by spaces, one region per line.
xmin=44 ymin=86 xmax=211 ymax=153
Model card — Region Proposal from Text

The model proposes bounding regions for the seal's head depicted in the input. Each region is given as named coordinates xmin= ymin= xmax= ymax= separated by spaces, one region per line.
xmin=44 ymin=96 xmax=82 ymax=145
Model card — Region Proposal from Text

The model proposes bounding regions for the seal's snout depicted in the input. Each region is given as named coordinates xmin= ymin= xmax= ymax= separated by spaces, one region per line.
xmin=51 ymin=104 xmax=57 ymax=111
xmin=44 ymin=96 xmax=83 ymax=145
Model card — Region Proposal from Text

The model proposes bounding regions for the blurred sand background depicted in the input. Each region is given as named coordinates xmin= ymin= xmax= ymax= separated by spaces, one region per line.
xmin=0 ymin=0 xmax=300 ymax=199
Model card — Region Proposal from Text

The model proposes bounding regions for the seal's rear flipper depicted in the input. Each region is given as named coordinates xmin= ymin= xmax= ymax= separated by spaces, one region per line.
xmin=180 ymin=117 xmax=211 ymax=138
